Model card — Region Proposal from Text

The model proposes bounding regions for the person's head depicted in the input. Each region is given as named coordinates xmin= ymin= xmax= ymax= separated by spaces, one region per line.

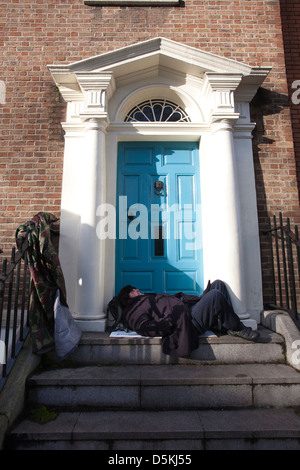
xmin=117 ymin=285 xmax=143 ymax=308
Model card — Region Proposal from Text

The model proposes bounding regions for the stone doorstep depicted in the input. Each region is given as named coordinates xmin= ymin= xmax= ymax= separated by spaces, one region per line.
xmin=79 ymin=325 xmax=282 ymax=346
xmin=62 ymin=326 xmax=286 ymax=365
xmin=8 ymin=408 xmax=300 ymax=443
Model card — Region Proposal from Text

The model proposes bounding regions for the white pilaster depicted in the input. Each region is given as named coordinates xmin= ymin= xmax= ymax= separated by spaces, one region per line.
xmin=58 ymin=122 xmax=85 ymax=316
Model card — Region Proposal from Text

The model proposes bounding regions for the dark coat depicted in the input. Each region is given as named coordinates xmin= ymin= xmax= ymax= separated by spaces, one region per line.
xmin=122 ymin=292 xmax=201 ymax=357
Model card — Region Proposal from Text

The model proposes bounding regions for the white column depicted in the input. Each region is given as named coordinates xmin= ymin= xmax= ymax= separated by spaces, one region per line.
xmin=205 ymin=118 xmax=247 ymax=318
xmin=73 ymin=118 xmax=107 ymax=331
xmin=200 ymin=73 xmax=252 ymax=320
xmin=70 ymin=73 xmax=115 ymax=331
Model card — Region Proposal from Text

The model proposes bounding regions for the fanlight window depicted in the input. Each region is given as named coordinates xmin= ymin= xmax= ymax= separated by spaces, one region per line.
xmin=125 ymin=99 xmax=190 ymax=122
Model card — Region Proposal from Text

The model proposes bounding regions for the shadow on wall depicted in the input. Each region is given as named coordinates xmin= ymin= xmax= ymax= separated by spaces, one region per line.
xmin=250 ymin=86 xmax=298 ymax=305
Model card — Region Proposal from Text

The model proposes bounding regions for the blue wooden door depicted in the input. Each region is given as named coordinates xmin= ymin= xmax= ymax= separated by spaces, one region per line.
xmin=115 ymin=142 xmax=203 ymax=295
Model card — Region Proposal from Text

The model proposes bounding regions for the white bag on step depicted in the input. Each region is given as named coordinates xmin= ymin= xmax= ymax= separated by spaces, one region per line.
xmin=54 ymin=289 xmax=82 ymax=360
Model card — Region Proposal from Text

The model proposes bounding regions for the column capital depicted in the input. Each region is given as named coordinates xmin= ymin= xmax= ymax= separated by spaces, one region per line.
xmin=210 ymin=116 xmax=240 ymax=132
xmin=76 ymin=72 xmax=115 ymax=99
xmin=76 ymin=72 xmax=115 ymax=121
xmin=202 ymin=72 xmax=242 ymax=124
xmin=84 ymin=116 xmax=110 ymax=131
xmin=203 ymin=72 xmax=243 ymax=92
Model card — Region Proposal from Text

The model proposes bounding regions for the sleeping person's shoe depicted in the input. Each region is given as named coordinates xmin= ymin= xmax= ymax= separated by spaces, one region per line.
xmin=227 ymin=326 xmax=260 ymax=342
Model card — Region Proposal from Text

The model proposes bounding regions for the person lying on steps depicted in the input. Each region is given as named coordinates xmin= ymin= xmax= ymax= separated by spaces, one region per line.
xmin=117 ymin=280 xmax=260 ymax=358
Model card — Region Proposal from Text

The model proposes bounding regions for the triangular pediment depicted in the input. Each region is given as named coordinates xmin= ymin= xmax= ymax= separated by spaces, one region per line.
xmin=48 ymin=37 xmax=271 ymax=94
xmin=68 ymin=37 xmax=253 ymax=76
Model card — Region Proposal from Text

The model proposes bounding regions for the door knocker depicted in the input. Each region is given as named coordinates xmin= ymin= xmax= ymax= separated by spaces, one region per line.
xmin=154 ymin=180 xmax=164 ymax=195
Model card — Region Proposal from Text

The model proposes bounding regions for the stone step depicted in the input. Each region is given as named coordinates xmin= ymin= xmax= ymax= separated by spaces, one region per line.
xmin=6 ymin=408 xmax=300 ymax=450
xmin=26 ymin=363 xmax=300 ymax=410
xmin=57 ymin=326 xmax=285 ymax=366
xmin=6 ymin=324 xmax=300 ymax=451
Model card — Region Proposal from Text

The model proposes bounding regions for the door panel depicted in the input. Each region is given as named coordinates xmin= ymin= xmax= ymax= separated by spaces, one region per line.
xmin=115 ymin=142 xmax=203 ymax=295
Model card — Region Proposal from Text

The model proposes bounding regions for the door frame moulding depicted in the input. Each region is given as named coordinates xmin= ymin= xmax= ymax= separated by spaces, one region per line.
xmin=48 ymin=37 xmax=271 ymax=331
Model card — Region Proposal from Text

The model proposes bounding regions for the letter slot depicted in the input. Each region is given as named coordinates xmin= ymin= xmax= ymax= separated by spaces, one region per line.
xmin=155 ymin=225 xmax=164 ymax=256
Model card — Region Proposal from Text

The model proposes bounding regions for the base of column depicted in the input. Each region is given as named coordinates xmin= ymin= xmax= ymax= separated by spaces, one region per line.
xmin=75 ymin=318 xmax=107 ymax=332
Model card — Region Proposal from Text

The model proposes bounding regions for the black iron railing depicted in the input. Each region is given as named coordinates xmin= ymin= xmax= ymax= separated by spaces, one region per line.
xmin=263 ymin=213 xmax=300 ymax=330
xmin=0 ymin=240 xmax=30 ymax=392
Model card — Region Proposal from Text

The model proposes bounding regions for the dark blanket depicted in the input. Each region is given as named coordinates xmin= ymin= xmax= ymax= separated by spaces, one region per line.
xmin=15 ymin=212 xmax=67 ymax=354
xmin=123 ymin=293 xmax=200 ymax=357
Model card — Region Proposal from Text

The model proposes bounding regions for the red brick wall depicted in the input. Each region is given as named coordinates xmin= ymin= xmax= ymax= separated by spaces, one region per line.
xmin=280 ymin=0 xmax=300 ymax=203
xmin=0 ymin=0 xmax=299 ymax=303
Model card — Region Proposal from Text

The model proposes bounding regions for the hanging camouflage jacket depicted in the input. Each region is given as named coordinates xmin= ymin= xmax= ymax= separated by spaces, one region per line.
xmin=15 ymin=212 xmax=66 ymax=354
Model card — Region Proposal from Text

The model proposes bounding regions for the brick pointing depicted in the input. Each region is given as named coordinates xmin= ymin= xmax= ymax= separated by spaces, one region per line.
xmin=0 ymin=0 xmax=299 ymax=303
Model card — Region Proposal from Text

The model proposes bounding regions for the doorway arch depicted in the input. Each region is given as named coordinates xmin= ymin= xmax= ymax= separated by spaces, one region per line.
xmin=48 ymin=37 xmax=270 ymax=331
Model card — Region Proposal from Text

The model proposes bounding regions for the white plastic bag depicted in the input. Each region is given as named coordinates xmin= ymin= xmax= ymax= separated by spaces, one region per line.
xmin=54 ymin=289 xmax=82 ymax=360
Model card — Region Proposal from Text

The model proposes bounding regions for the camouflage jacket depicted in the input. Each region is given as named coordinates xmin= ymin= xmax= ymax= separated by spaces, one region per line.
xmin=15 ymin=212 xmax=66 ymax=354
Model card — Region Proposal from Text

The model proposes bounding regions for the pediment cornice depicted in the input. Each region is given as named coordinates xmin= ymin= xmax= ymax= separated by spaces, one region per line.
xmin=48 ymin=37 xmax=271 ymax=107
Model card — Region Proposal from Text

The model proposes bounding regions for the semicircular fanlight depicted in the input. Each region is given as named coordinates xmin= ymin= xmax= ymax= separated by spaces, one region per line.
xmin=125 ymin=99 xmax=190 ymax=123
